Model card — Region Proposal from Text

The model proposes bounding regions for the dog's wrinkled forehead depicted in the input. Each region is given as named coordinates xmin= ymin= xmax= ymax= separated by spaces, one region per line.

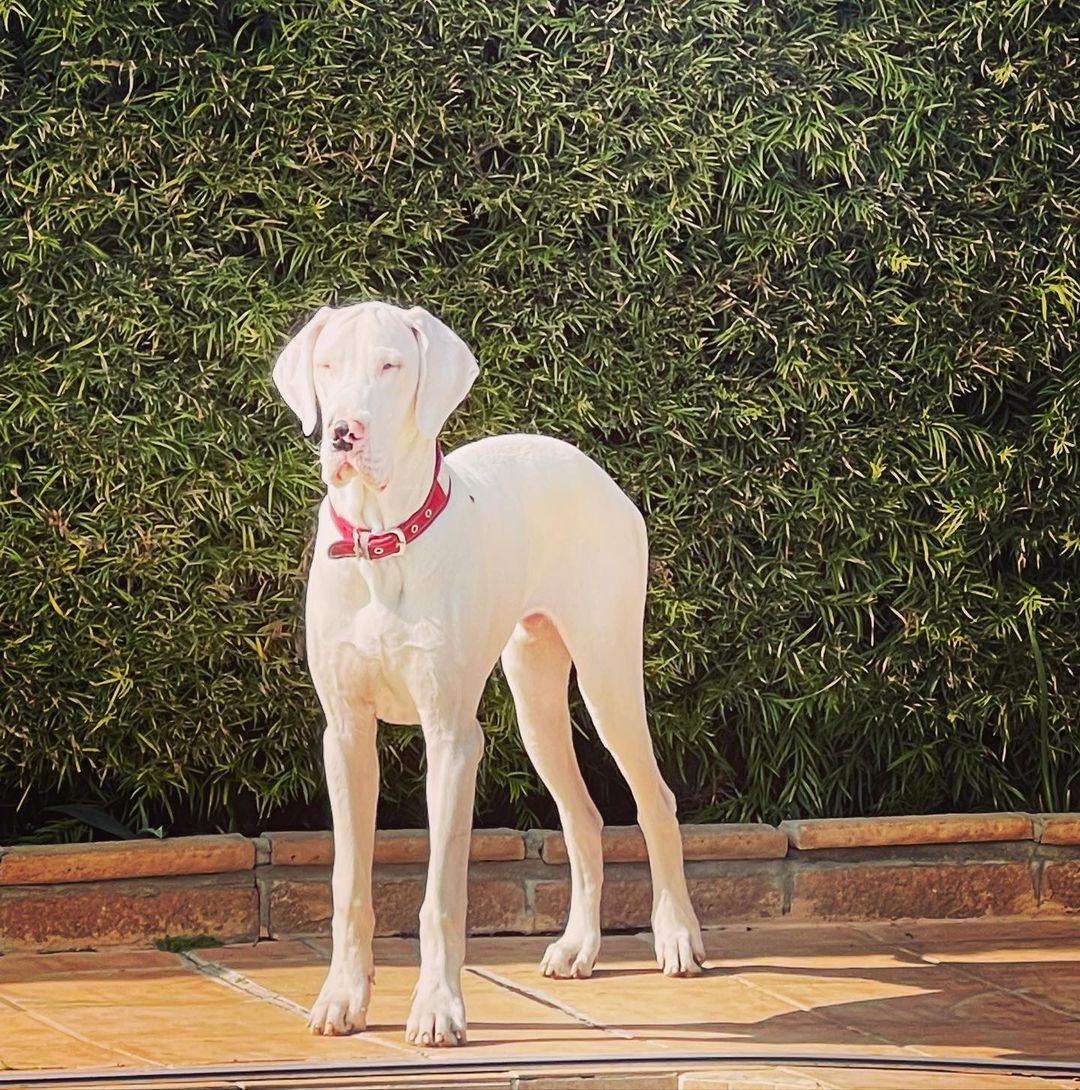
xmin=315 ymin=303 xmax=418 ymax=371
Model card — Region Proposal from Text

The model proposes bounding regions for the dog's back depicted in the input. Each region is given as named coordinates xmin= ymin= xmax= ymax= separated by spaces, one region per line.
xmin=446 ymin=433 xmax=647 ymax=616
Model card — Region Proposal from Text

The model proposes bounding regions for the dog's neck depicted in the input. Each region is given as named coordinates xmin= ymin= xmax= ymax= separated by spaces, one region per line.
xmin=327 ymin=438 xmax=439 ymax=532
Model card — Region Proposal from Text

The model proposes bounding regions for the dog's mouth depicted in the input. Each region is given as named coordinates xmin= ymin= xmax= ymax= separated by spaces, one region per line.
xmin=325 ymin=450 xmax=388 ymax=491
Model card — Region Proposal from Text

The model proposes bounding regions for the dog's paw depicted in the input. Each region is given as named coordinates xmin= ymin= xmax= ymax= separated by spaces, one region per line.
xmin=540 ymin=931 xmax=601 ymax=979
xmin=308 ymin=965 xmax=374 ymax=1036
xmin=652 ymin=891 xmax=706 ymax=977
xmin=405 ymin=979 xmax=467 ymax=1046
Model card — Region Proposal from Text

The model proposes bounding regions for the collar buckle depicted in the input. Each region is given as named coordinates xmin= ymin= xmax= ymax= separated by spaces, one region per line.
xmin=351 ymin=526 xmax=407 ymax=560
xmin=379 ymin=527 xmax=407 ymax=557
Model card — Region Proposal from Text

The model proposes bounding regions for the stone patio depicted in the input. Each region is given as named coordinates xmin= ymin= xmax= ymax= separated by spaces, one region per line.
xmin=0 ymin=916 xmax=1078 ymax=1088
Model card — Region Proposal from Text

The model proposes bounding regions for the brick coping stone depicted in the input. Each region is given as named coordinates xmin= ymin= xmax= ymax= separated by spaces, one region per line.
xmin=1036 ymin=813 xmax=1080 ymax=845
xmin=780 ymin=812 xmax=1034 ymax=850
xmin=0 ymin=833 xmax=254 ymax=886
xmin=264 ymin=827 xmax=528 ymax=867
xmin=2 ymin=813 xmax=1076 ymax=887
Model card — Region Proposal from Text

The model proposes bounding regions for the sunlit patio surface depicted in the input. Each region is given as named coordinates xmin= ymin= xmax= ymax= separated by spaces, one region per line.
xmin=1 ymin=917 xmax=1078 ymax=1089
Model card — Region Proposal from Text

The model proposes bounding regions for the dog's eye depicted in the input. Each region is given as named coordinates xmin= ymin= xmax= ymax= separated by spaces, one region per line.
xmin=381 ymin=361 xmax=400 ymax=374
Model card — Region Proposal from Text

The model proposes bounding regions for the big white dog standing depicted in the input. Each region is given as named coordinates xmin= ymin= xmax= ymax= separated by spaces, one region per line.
xmin=272 ymin=300 xmax=705 ymax=1045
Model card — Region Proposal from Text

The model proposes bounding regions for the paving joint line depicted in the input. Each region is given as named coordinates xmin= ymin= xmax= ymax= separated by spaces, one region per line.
xmin=178 ymin=951 xmax=415 ymax=1057
xmin=848 ymin=923 xmax=1080 ymax=1059
xmin=0 ymin=992 xmax=158 ymax=1067
xmin=855 ymin=919 xmax=1080 ymax=1022
xmin=888 ymin=942 xmax=1080 ymax=1022
xmin=631 ymin=925 xmax=907 ymax=1060
xmin=180 ymin=950 xmax=312 ymax=1018
xmin=732 ymin=972 xmax=930 ymax=1058
xmin=464 ymin=965 xmax=635 ymax=1039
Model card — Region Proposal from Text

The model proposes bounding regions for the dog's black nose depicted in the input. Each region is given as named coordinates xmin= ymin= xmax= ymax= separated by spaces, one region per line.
xmin=331 ymin=420 xmax=353 ymax=451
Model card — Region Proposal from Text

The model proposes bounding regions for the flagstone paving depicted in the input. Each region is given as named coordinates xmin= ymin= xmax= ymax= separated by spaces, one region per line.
xmin=0 ymin=918 xmax=1077 ymax=1088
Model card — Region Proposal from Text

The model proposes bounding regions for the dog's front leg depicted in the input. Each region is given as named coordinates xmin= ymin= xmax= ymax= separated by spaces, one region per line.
xmin=309 ymin=702 xmax=379 ymax=1036
xmin=405 ymin=715 xmax=484 ymax=1047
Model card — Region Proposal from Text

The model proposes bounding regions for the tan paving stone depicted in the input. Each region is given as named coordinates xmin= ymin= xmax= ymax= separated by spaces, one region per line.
xmin=465 ymin=933 xmax=909 ymax=1057
xmin=473 ymin=924 xmax=1080 ymax=1064
xmin=818 ymin=1070 xmax=1080 ymax=1090
xmin=514 ymin=1071 xmax=678 ymax=1089
xmin=858 ymin=916 xmax=1080 ymax=963
xmin=699 ymin=922 xmax=1080 ymax=1063
xmin=0 ymin=1005 xmax=138 ymax=1070
xmin=0 ymin=947 xmax=182 ymax=981
xmin=809 ymin=978 xmax=1076 ymax=1061
xmin=248 ymin=1076 xmax=513 ymax=1090
xmin=727 ymin=966 xmax=937 ymax=1030
xmin=679 ymin=1066 xmax=1080 ymax=1090
xmin=678 ymin=1067 xmax=834 ymax=1089
xmin=30 ymin=993 xmax=401 ymax=1066
xmin=857 ymin=917 xmax=1080 ymax=1023
xmin=0 ymin=949 xmax=401 ymax=1067
xmin=202 ymin=935 xmax=642 ymax=1059
xmin=949 ymin=962 xmax=1080 ymax=1014
xmin=1 ymin=918 xmax=1078 ymax=1079
xmin=700 ymin=922 xmax=909 ymax=970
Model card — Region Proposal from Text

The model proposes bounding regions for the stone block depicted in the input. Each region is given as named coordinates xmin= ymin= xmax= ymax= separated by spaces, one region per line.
xmin=264 ymin=865 xmax=529 ymax=938
xmin=687 ymin=869 xmax=785 ymax=924
xmin=531 ymin=863 xmax=783 ymax=933
xmin=790 ymin=862 xmax=1036 ymax=921
xmin=1040 ymin=860 xmax=1080 ymax=912
xmin=539 ymin=824 xmax=787 ymax=865
xmin=0 ymin=873 xmax=258 ymax=953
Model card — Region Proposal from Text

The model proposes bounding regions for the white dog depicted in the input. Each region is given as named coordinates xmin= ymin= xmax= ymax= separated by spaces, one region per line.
xmin=272 ymin=300 xmax=704 ymax=1046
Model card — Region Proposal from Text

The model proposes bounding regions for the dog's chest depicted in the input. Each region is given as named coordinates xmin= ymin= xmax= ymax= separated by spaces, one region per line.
xmin=321 ymin=564 xmax=444 ymax=725
xmin=354 ymin=604 xmax=426 ymax=724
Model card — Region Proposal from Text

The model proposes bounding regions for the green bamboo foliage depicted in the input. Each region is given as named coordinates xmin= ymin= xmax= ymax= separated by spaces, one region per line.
xmin=1 ymin=0 xmax=1077 ymax=837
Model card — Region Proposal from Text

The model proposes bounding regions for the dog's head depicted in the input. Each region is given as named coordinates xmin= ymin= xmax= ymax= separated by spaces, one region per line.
xmin=272 ymin=301 xmax=478 ymax=490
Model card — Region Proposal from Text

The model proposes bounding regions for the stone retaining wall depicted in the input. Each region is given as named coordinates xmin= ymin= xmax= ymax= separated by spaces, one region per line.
xmin=1 ymin=813 xmax=1077 ymax=952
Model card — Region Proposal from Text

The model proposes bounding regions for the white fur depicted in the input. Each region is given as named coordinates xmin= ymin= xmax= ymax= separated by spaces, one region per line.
xmin=273 ymin=301 xmax=704 ymax=1046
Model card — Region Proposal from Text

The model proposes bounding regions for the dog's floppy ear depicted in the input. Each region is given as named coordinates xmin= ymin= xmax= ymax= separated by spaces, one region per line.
xmin=272 ymin=306 xmax=333 ymax=436
xmin=405 ymin=305 xmax=479 ymax=439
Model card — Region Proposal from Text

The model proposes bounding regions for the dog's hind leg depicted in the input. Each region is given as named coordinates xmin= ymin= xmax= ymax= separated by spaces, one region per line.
xmin=560 ymin=588 xmax=705 ymax=978
xmin=502 ymin=613 xmax=604 ymax=978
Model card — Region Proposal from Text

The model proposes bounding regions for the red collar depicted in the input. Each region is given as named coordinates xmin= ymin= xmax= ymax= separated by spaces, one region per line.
xmin=327 ymin=446 xmax=451 ymax=560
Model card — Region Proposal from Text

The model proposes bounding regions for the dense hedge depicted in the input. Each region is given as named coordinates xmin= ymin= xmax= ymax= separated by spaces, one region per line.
xmin=2 ymin=0 xmax=1078 ymax=839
